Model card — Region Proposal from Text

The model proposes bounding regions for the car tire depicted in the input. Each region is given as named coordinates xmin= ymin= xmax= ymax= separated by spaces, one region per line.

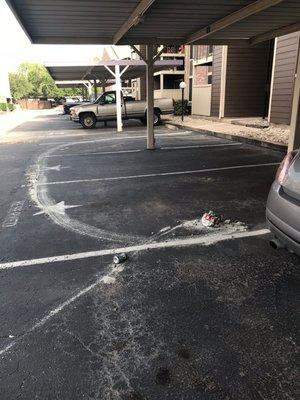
xmin=154 ymin=110 xmax=161 ymax=126
xmin=80 ymin=113 xmax=97 ymax=129
xmin=141 ymin=111 xmax=161 ymax=126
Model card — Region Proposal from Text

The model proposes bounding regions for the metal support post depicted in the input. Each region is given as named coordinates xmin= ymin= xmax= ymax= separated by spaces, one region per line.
xmin=146 ymin=44 xmax=155 ymax=150
xmin=115 ymin=65 xmax=123 ymax=132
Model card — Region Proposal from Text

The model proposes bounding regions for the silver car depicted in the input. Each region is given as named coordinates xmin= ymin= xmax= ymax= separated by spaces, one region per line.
xmin=266 ymin=149 xmax=300 ymax=256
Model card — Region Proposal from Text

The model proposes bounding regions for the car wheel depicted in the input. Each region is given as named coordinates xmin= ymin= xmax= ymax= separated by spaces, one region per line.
xmin=141 ymin=111 xmax=161 ymax=126
xmin=154 ymin=111 xmax=161 ymax=126
xmin=80 ymin=113 xmax=97 ymax=129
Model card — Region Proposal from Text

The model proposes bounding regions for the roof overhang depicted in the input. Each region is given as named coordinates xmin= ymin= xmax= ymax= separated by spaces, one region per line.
xmin=5 ymin=0 xmax=300 ymax=46
xmin=54 ymin=80 xmax=114 ymax=88
xmin=46 ymin=60 xmax=183 ymax=82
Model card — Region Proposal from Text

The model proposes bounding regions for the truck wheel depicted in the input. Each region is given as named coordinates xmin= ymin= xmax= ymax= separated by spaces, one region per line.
xmin=154 ymin=111 xmax=161 ymax=126
xmin=80 ymin=113 xmax=96 ymax=129
xmin=141 ymin=111 xmax=161 ymax=126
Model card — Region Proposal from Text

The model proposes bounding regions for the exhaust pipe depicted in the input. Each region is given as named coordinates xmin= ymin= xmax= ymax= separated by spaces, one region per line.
xmin=269 ymin=238 xmax=284 ymax=250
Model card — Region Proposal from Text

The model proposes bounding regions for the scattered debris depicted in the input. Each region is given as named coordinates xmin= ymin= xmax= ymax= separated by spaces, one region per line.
xmin=201 ymin=211 xmax=220 ymax=227
xmin=102 ymin=276 xmax=116 ymax=284
xmin=159 ymin=226 xmax=171 ymax=233
xmin=113 ymin=253 xmax=127 ymax=264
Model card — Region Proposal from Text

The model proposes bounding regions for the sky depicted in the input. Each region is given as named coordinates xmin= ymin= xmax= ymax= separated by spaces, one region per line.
xmin=0 ymin=0 xmax=130 ymax=73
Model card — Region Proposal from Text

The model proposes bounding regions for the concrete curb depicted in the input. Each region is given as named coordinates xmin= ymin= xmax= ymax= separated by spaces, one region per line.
xmin=163 ymin=121 xmax=287 ymax=153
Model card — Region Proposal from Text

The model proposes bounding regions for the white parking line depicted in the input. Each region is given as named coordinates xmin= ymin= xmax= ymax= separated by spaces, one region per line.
xmin=160 ymin=143 xmax=240 ymax=150
xmin=46 ymin=149 xmax=143 ymax=158
xmin=38 ymin=162 xmax=279 ymax=186
xmin=41 ymin=130 xmax=193 ymax=148
xmin=45 ymin=142 xmax=240 ymax=158
xmin=0 ymin=228 xmax=269 ymax=270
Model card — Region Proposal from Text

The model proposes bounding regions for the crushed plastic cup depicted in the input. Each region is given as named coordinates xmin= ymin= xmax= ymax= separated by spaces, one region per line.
xmin=201 ymin=211 xmax=220 ymax=227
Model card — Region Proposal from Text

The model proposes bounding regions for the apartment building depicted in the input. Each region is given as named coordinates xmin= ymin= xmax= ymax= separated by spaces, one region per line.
xmin=153 ymin=45 xmax=185 ymax=101
xmin=131 ymin=45 xmax=185 ymax=101
xmin=185 ymin=32 xmax=300 ymax=126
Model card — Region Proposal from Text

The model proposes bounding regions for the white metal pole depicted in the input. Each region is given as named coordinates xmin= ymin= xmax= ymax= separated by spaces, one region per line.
xmin=115 ymin=65 xmax=123 ymax=133
xmin=93 ymin=79 xmax=98 ymax=100
xmin=146 ymin=44 xmax=155 ymax=150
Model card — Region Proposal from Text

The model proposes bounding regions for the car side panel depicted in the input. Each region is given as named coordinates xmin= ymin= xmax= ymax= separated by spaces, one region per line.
xmin=282 ymin=151 xmax=300 ymax=201
xmin=266 ymin=181 xmax=300 ymax=244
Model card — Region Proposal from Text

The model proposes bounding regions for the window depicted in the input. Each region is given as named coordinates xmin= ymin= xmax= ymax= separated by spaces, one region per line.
xmin=103 ymin=92 xmax=116 ymax=104
xmin=208 ymin=45 xmax=213 ymax=55
xmin=208 ymin=74 xmax=212 ymax=84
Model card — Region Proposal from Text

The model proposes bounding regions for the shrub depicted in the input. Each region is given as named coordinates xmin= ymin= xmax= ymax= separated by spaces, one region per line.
xmin=0 ymin=103 xmax=15 ymax=112
xmin=174 ymin=99 xmax=188 ymax=116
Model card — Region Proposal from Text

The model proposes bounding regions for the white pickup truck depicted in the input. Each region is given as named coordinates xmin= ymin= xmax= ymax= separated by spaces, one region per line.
xmin=70 ymin=90 xmax=174 ymax=129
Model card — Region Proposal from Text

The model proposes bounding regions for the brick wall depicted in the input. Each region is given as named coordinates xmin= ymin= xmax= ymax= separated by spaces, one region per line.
xmin=194 ymin=65 xmax=209 ymax=85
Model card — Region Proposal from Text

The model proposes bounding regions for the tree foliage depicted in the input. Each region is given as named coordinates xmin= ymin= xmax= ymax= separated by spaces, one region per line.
xmin=9 ymin=63 xmax=81 ymax=100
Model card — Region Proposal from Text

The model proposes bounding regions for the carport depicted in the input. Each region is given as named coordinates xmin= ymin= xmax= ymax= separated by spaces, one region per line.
xmin=5 ymin=0 xmax=300 ymax=150
xmin=1 ymin=3 xmax=300 ymax=396
xmin=55 ymin=80 xmax=99 ymax=102
xmin=55 ymin=80 xmax=117 ymax=102
xmin=46 ymin=59 xmax=183 ymax=135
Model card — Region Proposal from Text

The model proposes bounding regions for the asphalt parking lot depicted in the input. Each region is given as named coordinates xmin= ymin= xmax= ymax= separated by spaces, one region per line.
xmin=0 ymin=111 xmax=298 ymax=400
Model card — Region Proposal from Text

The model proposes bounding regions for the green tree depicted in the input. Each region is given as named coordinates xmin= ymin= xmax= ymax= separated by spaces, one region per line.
xmin=9 ymin=72 xmax=33 ymax=99
xmin=9 ymin=62 xmax=82 ymax=100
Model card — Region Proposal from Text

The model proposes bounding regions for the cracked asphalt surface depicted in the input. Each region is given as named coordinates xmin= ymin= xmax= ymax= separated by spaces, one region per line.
xmin=0 ymin=110 xmax=298 ymax=400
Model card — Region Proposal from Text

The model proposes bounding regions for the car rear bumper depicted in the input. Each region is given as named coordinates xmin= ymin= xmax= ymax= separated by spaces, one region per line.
xmin=266 ymin=181 xmax=300 ymax=256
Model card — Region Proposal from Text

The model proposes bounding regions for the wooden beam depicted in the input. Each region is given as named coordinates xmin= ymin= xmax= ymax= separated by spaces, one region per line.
xmin=113 ymin=0 xmax=156 ymax=44
xmin=219 ymin=46 xmax=228 ymax=119
xmin=250 ymin=22 xmax=300 ymax=45
xmin=186 ymin=0 xmax=283 ymax=44
xmin=267 ymin=38 xmax=277 ymax=122
xmin=288 ymin=41 xmax=300 ymax=151
xmin=193 ymin=39 xmax=249 ymax=46
xmin=130 ymin=45 xmax=146 ymax=62
xmin=153 ymin=46 xmax=166 ymax=62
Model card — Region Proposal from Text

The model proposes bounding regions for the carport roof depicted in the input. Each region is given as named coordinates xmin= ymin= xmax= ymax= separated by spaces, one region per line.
xmin=45 ymin=59 xmax=183 ymax=81
xmin=4 ymin=0 xmax=300 ymax=46
xmin=54 ymin=80 xmax=114 ymax=88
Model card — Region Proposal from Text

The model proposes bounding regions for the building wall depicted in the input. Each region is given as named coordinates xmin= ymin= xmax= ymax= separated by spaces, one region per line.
xmin=194 ymin=65 xmax=209 ymax=85
xmin=184 ymin=46 xmax=192 ymax=101
xmin=224 ymin=42 xmax=270 ymax=117
xmin=154 ymin=89 xmax=182 ymax=100
xmin=211 ymin=46 xmax=223 ymax=117
xmin=192 ymin=85 xmax=212 ymax=116
xmin=270 ymin=32 xmax=300 ymax=125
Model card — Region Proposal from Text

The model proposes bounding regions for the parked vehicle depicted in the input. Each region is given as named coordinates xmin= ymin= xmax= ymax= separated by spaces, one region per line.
xmin=70 ymin=90 xmax=173 ymax=128
xmin=266 ymin=149 xmax=300 ymax=256
xmin=63 ymin=100 xmax=89 ymax=115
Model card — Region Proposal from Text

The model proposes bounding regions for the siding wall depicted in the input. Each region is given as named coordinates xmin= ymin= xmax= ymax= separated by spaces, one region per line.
xmin=270 ymin=32 xmax=300 ymax=125
xmin=211 ymin=46 xmax=222 ymax=117
xmin=224 ymin=43 xmax=270 ymax=117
